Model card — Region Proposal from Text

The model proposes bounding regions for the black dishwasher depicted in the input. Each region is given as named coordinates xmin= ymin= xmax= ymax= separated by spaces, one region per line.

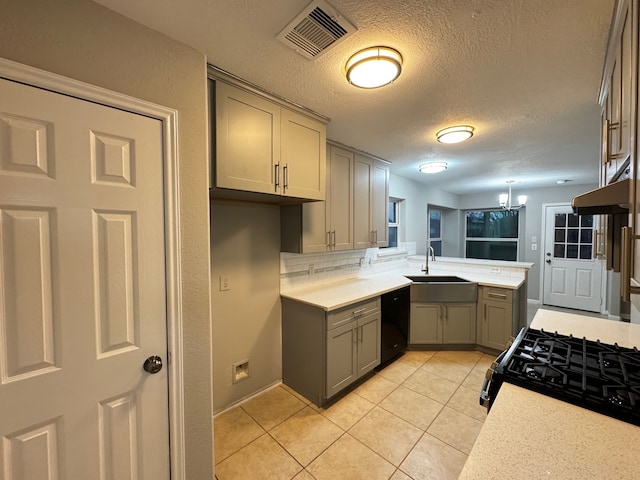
xmin=378 ymin=286 xmax=410 ymax=366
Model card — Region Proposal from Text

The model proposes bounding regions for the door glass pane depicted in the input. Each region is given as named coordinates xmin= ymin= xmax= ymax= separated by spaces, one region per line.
xmin=580 ymin=228 xmax=593 ymax=243
xmin=581 ymin=215 xmax=594 ymax=227
xmin=554 ymin=244 xmax=565 ymax=258
xmin=568 ymin=214 xmax=579 ymax=227
xmin=555 ymin=214 xmax=566 ymax=227
xmin=567 ymin=245 xmax=578 ymax=258
xmin=580 ymin=245 xmax=592 ymax=259
xmin=567 ymin=229 xmax=579 ymax=243
xmin=555 ymin=229 xmax=565 ymax=242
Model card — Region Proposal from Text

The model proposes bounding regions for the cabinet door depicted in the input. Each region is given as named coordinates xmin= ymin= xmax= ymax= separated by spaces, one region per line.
xmin=327 ymin=146 xmax=354 ymax=251
xmin=215 ymin=82 xmax=280 ymax=194
xmin=301 ymin=199 xmax=329 ymax=253
xmin=619 ymin=5 xmax=632 ymax=163
xmin=281 ymin=108 xmax=326 ymax=200
xmin=353 ymin=154 xmax=373 ymax=249
xmin=409 ymin=303 xmax=441 ymax=344
xmin=371 ymin=160 xmax=389 ymax=247
xmin=479 ymin=299 xmax=511 ymax=350
xmin=442 ymin=304 xmax=476 ymax=344
xmin=357 ymin=311 xmax=381 ymax=376
xmin=326 ymin=321 xmax=358 ymax=398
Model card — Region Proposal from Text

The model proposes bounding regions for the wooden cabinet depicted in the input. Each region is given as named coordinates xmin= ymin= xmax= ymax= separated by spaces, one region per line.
xmin=281 ymin=143 xmax=389 ymax=253
xmin=212 ymin=80 xmax=326 ymax=201
xmin=601 ymin=0 xmax=633 ymax=185
xmin=409 ymin=302 xmax=476 ymax=345
xmin=282 ymin=297 xmax=380 ymax=406
xmin=281 ymin=144 xmax=353 ymax=253
xmin=354 ymin=154 xmax=389 ymax=248
xmin=477 ymin=286 xmax=517 ymax=351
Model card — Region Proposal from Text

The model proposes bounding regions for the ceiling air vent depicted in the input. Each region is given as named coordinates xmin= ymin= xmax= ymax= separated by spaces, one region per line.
xmin=276 ymin=0 xmax=356 ymax=60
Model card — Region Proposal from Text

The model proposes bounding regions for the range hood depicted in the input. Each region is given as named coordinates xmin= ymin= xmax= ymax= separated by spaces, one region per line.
xmin=571 ymin=178 xmax=630 ymax=215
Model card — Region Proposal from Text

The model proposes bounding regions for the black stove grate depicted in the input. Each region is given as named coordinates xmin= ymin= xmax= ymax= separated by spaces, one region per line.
xmin=495 ymin=328 xmax=640 ymax=426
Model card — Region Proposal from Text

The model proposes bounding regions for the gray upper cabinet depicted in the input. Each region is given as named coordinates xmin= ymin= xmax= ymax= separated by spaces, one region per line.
xmin=281 ymin=143 xmax=388 ymax=253
xmin=354 ymin=154 xmax=389 ymax=248
xmin=211 ymin=79 xmax=327 ymax=202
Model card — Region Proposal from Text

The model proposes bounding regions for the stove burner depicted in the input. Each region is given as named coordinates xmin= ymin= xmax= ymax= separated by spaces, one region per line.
xmin=525 ymin=365 xmax=563 ymax=383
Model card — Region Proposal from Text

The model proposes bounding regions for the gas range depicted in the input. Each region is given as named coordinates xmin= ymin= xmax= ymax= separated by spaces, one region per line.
xmin=480 ymin=327 xmax=640 ymax=426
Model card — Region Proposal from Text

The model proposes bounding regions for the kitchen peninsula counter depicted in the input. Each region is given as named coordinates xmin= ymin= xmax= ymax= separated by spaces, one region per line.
xmin=280 ymin=265 xmax=526 ymax=311
xmin=280 ymin=256 xmax=532 ymax=311
xmin=459 ymin=310 xmax=640 ymax=480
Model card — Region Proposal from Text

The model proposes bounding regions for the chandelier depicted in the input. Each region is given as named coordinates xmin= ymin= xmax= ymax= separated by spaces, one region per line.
xmin=499 ymin=181 xmax=527 ymax=210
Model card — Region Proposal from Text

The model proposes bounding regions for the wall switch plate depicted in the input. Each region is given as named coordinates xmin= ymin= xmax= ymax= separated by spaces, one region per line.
xmin=532 ymin=243 xmax=538 ymax=251
xmin=308 ymin=264 xmax=315 ymax=276
xmin=219 ymin=275 xmax=230 ymax=291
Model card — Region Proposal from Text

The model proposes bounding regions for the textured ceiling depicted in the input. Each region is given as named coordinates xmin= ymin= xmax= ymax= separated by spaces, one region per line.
xmin=93 ymin=0 xmax=615 ymax=195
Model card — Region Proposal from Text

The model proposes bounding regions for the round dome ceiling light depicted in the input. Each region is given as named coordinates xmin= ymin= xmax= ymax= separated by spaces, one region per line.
xmin=419 ymin=161 xmax=448 ymax=174
xmin=345 ymin=46 xmax=403 ymax=89
xmin=436 ymin=125 xmax=475 ymax=144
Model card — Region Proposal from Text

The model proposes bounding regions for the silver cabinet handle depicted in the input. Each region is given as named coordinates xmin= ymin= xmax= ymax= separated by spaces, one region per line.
xmin=326 ymin=231 xmax=331 ymax=248
xmin=283 ymin=163 xmax=289 ymax=192
xmin=488 ymin=292 xmax=507 ymax=299
xmin=332 ymin=230 xmax=336 ymax=247
xmin=352 ymin=308 xmax=366 ymax=317
xmin=274 ymin=163 xmax=280 ymax=192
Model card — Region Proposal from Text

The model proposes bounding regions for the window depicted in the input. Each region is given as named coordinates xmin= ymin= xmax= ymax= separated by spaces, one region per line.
xmin=388 ymin=200 xmax=398 ymax=248
xmin=465 ymin=209 xmax=519 ymax=261
xmin=553 ymin=213 xmax=594 ymax=259
xmin=429 ymin=209 xmax=442 ymax=256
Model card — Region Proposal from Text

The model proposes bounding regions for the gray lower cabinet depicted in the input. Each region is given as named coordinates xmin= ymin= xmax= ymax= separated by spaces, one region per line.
xmin=410 ymin=302 xmax=476 ymax=345
xmin=282 ymin=297 xmax=381 ymax=406
xmin=476 ymin=286 xmax=519 ymax=351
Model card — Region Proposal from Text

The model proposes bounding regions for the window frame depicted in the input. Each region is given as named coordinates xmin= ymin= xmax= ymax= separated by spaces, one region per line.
xmin=464 ymin=208 xmax=521 ymax=261
xmin=428 ymin=208 xmax=442 ymax=256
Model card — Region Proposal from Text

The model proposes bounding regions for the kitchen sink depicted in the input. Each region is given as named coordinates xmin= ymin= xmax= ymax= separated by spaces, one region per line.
xmin=405 ymin=275 xmax=470 ymax=283
xmin=405 ymin=275 xmax=478 ymax=303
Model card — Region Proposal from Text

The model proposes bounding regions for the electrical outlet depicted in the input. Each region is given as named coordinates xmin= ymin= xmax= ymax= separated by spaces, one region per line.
xmin=309 ymin=264 xmax=315 ymax=276
xmin=219 ymin=275 xmax=230 ymax=291
xmin=532 ymin=243 xmax=538 ymax=251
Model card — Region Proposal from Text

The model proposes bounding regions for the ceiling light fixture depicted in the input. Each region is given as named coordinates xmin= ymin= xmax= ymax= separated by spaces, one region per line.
xmin=419 ymin=161 xmax=448 ymax=174
xmin=345 ymin=46 xmax=402 ymax=89
xmin=499 ymin=180 xmax=527 ymax=211
xmin=436 ymin=125 xmax=475 ymax=144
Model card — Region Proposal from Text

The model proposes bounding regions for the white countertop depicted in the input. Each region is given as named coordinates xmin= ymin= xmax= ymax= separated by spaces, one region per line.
xmin=459 ymin=310 xmax=640 ymax=480
xmin=280 ymin=266 xmax=525 ymax=311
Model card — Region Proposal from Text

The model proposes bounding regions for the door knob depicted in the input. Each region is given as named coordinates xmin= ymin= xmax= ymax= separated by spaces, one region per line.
xmin=546 ymin=259 xmax=551 ymax=264
xmin=143 ymin=355 xmax=163 ymax=374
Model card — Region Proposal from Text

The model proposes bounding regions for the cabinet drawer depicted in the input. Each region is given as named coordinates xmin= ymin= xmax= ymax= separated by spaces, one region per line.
xmin=481 ymin=287 xmax=512 ymax=303
xmin=327 ymin=297 xmax=380 ymax=330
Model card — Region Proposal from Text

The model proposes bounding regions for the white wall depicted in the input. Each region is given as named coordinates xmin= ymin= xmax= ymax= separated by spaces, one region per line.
xmin=210 ymin=201 xmax=282 ymax=412
xmin=390 ymin=173 xmax=600 ymax=303
xmin=459 ymin=184 xmax=598 ymax=301
xmin=389 ymin=173 xmax=459 ymax=254
xmin=0 ymin=1 xmax=213 ymax=477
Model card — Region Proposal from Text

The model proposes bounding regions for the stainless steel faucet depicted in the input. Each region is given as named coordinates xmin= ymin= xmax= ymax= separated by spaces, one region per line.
xmin=422 ymin=243 xmax=435 ymax=273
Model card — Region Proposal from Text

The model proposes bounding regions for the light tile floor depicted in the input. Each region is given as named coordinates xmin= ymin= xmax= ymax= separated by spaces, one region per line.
xmin=213 ymin=350 xmax=497 ymax=480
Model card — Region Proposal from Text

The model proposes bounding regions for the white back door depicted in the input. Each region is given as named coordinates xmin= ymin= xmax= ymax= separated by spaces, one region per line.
xmin=542 ymin=204 xmax=603 ymax=313
xmin=0 ymin=78 xmax=170 ymax=479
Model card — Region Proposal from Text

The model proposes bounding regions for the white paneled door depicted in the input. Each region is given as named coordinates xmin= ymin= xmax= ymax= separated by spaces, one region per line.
xmin=542 ymin=204 xmax=603 ymax=313
xmin=0 ymin=78 xmax=170 ymax=479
